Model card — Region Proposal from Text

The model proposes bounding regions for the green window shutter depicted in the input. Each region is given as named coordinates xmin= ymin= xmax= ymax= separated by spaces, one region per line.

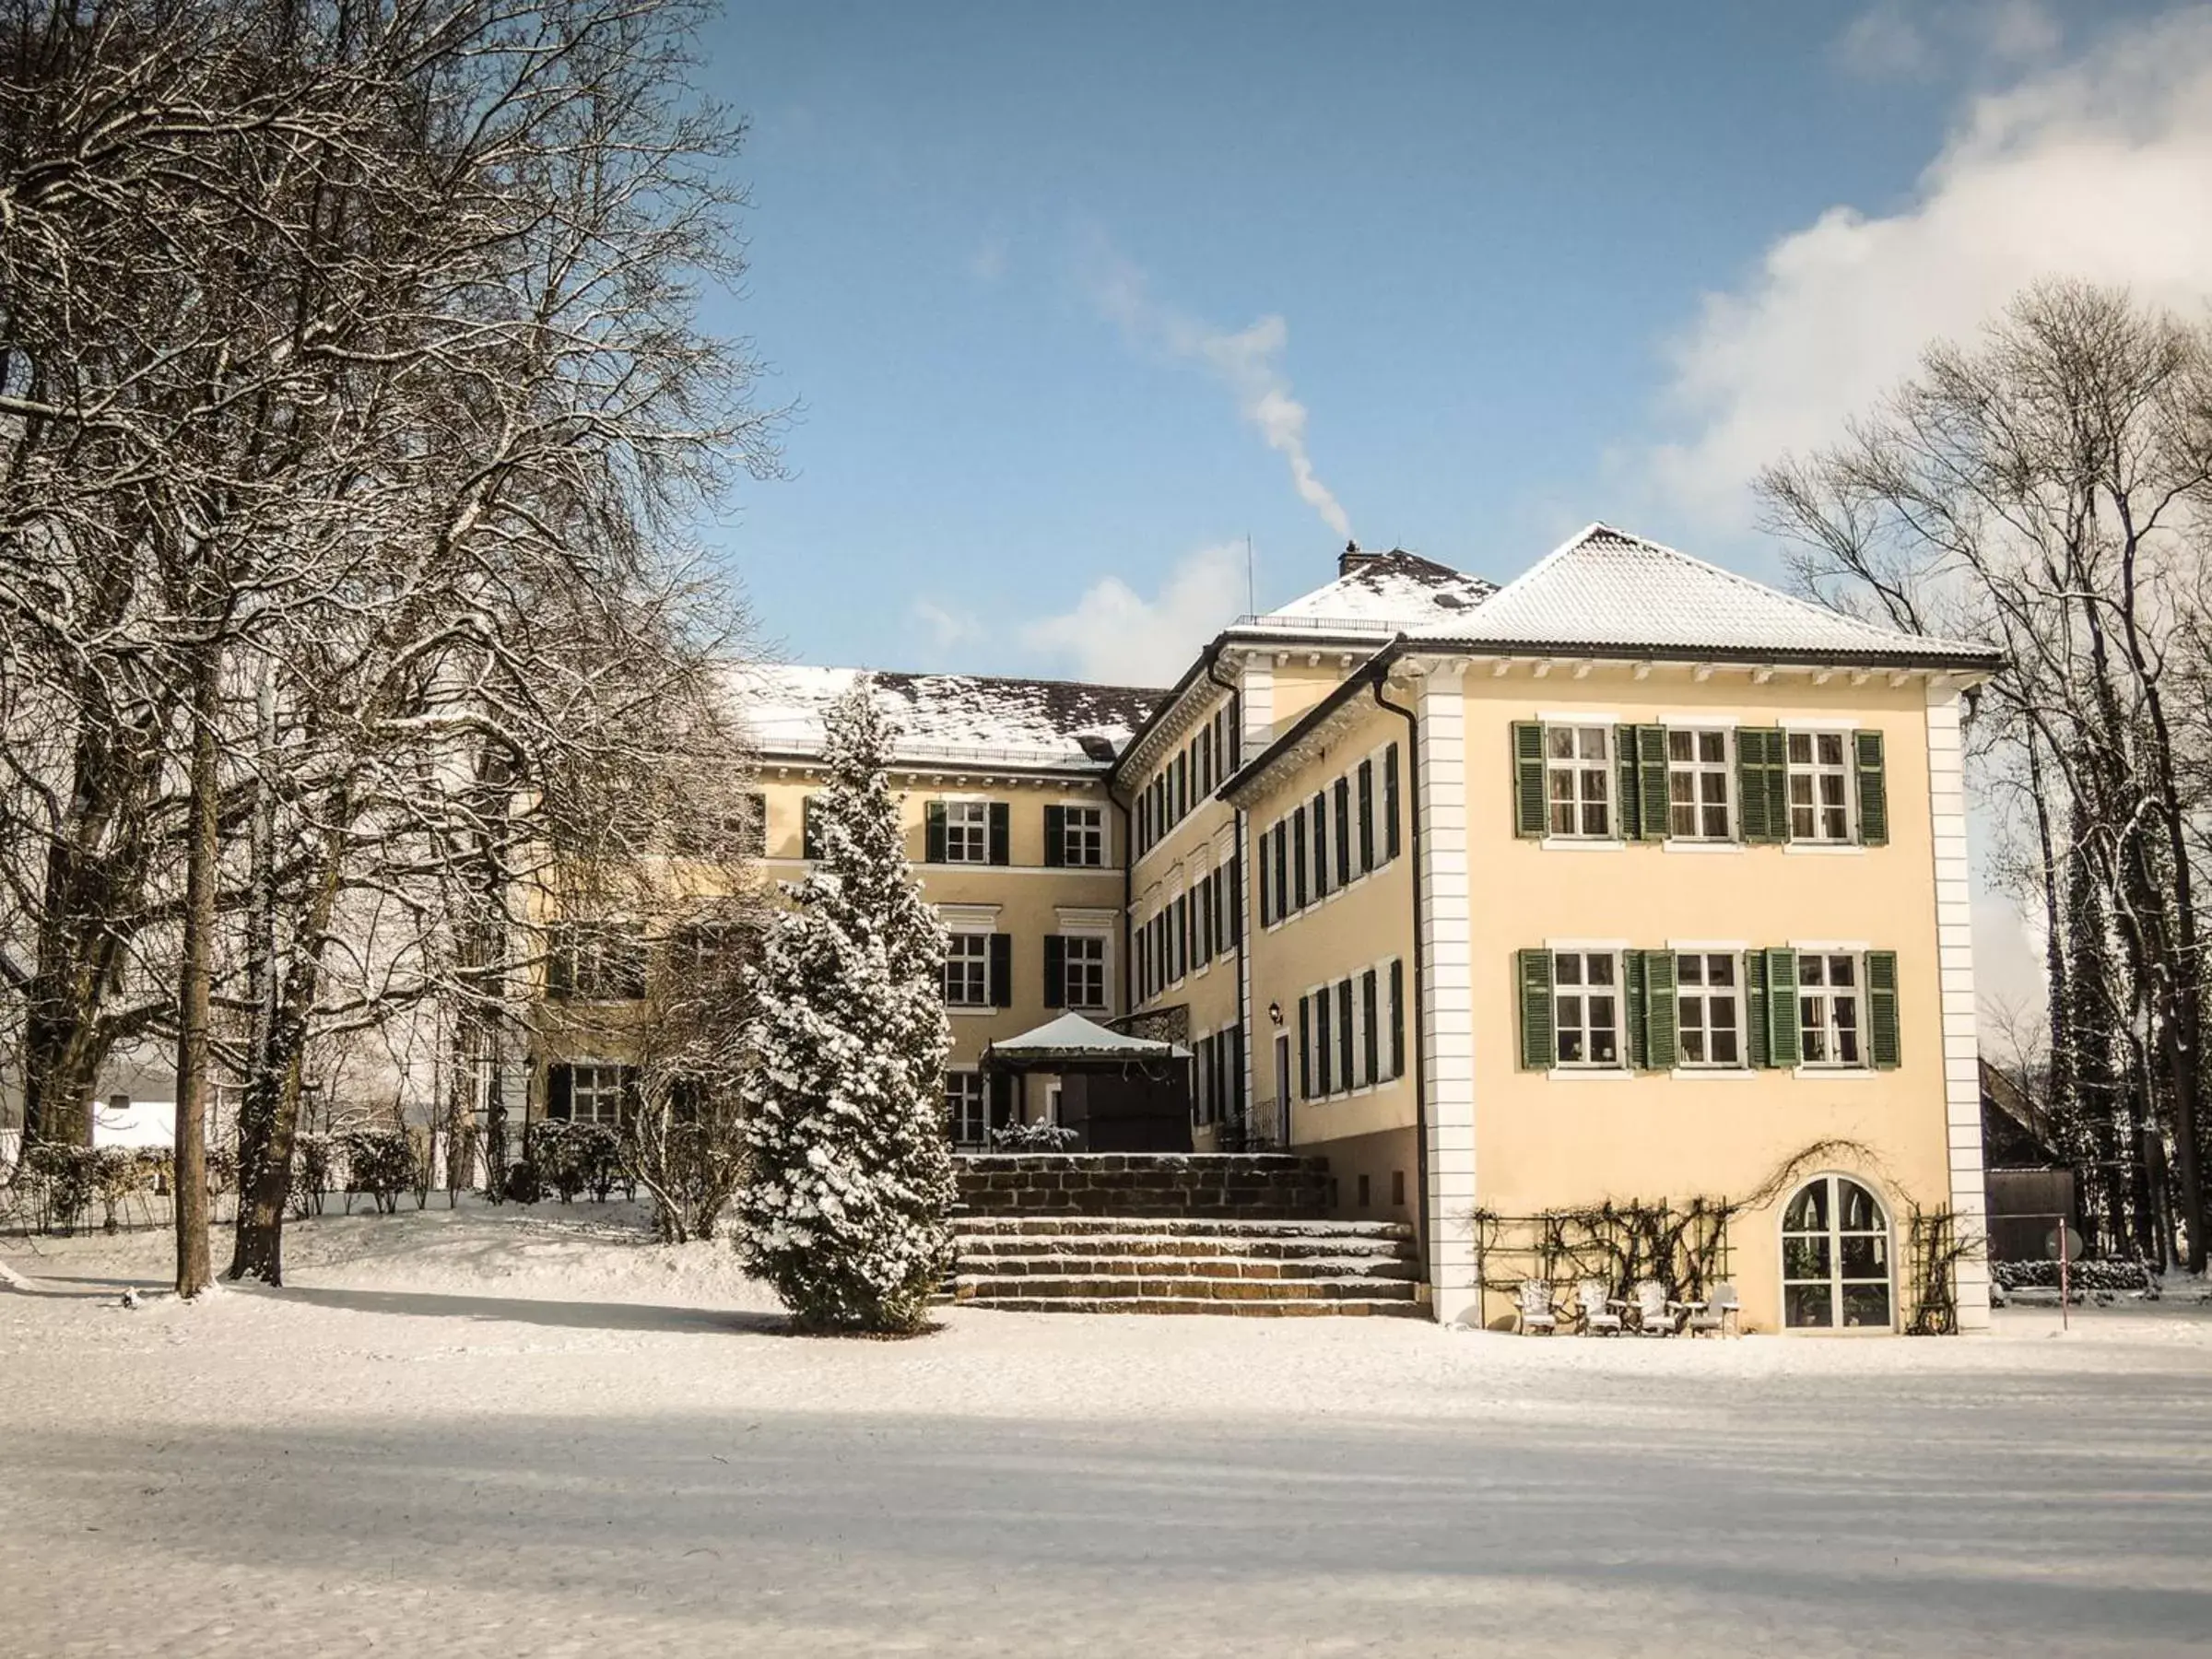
xmin=1867 ymin=950 xmax=1900 ymax=1068
xmin=1043 ymin=805 xmax=1065 ymax=867
xmin=802 ymin=794 xmax=822 ymax=861
xmin=1517 ymin=948 xmax=1554 ymax=1070
xmin=1745 ymin=952 xmax=1770 ymax=1069
xmin=1638 ymin=725 xmax=1671 ymax=841
xmin=1854 ymin=731 xmax=1888 ymax=846
xmin=1739 ymin=729 xmax=1789 ymax=844
xmin=1735 ymin=733 xmax=1767 ymax=843
xmin=1388 ymin=959 xmax=1406 ymax=1078
xmin=546 ymin=1064 xmax=573 ymax=1121
xmin=1384 ymin=743 xmax=1403 ymax=861
xmin=1615 ymin=725 xmax=1640 ymax=841
xmin=1624 ymin=950 xmax=1649 ymax=1069
xmin=988 ymin=801 xmax=1011 ymax=865
xmin=989 ymin=933 xmax=1013 ymax=1008
xmin=1297 ymin=994 xmax=1312 ymax=1097
xmin=924 ymin=801 xmax=947 ymax=864
xmin=1764 ymin=732 xmax=1792 ymax=844
xmin=1644 ymin=950 xmax=1678 ymax=1070
xmin=1764 ymin=947 xmax=1801 ymax=1067
xmin=1512 ymin=723 xmax=1547 ymax=837
xmin=1043 ymin=935 xmax=1066 ymax=1009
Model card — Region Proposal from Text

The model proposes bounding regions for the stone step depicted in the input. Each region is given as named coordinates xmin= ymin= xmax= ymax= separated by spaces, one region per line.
xmin=957 ymin=1295 xmax=1429 ymax=1318
xmin=955 ymin=1232 xmax=1413 ymax=1262
xmin=955 ymin=1253 xmax=1420 ymax=1282
xmin=954 ymin=1274 xmax=1419 ymax=1303
xmin=952 ymin=1215 xmax=1414 ymax=1241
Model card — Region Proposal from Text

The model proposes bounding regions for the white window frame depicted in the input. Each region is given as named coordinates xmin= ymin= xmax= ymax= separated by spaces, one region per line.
xmin=1674 ymin=950 xmax=1744 ymax=1068
xmin=1062 ymin=934 xmax=1107 ymax=1011
xmin=1551 ymin=947 xmax=1625 ymax=1069
xmin=944 ymin=931 xmax=992 ymax=1006
xmin=947 ymin=1070 xmax=989 ymax=1147
xmin=1781 ymin=1173 xmax=1895 ymax=1333
xmin=1546 ymin=724 xmax=1613 ymax=840
xmin=1666 ymin=727 xmax=1734 ymax=841
xmin=1061 ymin=805 xmax=1105 ymax=867
xmin=570 ymin=1063 xmax=627 ymax=1126
xmin=943 ymin=799 xmax=991 ymax=864
xmin=1786 ymin=730 xmax=1853 ymax=843
xmin=1797 ymin=950 xmax=1865 ymax=1068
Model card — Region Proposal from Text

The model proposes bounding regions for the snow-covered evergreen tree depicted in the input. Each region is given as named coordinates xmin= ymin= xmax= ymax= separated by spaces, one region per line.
xmin=737 ymin=681 xmax=956 ymax=1332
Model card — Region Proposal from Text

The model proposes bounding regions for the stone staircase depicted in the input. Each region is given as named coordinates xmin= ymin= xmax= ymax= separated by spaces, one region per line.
xmin=948 ymin=1215 xmax=1425 ymax=1316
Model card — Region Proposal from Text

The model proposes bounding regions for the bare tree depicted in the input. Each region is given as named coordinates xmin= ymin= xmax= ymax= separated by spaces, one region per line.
xmin=1759 ymin=280 xmax=2212 ymax=1269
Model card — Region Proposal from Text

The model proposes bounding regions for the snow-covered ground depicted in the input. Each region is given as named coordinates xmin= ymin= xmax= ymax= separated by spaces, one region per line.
xmin=5 ymin=1206 xmax=2209 ymax=1657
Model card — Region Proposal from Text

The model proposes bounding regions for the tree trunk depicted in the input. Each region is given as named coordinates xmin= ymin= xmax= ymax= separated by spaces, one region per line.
xmin=172 ymin=657 xmax=220 ymax=1300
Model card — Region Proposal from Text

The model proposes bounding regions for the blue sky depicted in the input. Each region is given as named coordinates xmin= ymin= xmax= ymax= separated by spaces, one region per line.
xmin=694 ymin=1 xmax=2205 ymax=690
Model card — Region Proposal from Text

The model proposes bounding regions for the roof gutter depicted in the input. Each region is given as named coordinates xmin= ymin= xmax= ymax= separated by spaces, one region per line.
xmin=1368 ymin=658 xmax=1432 ymax=1293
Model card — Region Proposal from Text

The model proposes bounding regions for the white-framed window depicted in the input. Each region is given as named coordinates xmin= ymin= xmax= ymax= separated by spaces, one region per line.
xmin=1062 ymin=806 xmax=1104 ymax=867
xmin=1782 ymin=1175 xmax=1892 ymax=1330
xmin=1675 ymin=952 xmax=1742 ymax=1066
xmin=1798 ymin=952 xmax=1863 ymax=1066
xmin=1063 ymin=935 xmax=1107 ymax=1010
xmin=944 ymin=933 xmax=991 ymax=1006
xmin=1667 ymin=729 xmax=1733 ymax=839
xmin=947 ymin=1071 xmax=989 ymax=1146
xmin=1787 ymin=731 xmax=1852 ymax=842
xmin=1547 ymin=725 xmax=1612 ymax=838
xmin=570 ymin=1064 xmax=628 ymax=1126
xmin=944 ymin=800 xmax=990 ymax=863
xmin=1552 ymin=949 xmax=1622 ymax=1066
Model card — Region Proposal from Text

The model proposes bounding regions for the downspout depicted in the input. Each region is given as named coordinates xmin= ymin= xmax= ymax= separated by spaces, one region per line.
xmin=1370 ymin=649 xmax=1431 ymax=1288
xmin=1204 ymin=650 xmax=1248 ymax=1138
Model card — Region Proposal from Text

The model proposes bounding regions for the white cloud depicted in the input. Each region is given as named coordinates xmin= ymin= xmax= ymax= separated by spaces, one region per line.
xmin=911 ymin=597 xmax=982 ymax=651
xmin=1651 ymin=7 xmax=2212 ymax=527
xmin=1835 ymin=1 xmax=2061 ymax=80
xmin=1082 ymin=235 xmax=1353 ymax=539
xmin=1021 ymin=541 xmax=1249 ymax=688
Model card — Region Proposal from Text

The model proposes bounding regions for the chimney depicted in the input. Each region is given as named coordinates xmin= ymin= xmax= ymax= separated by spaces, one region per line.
xmin=1338 ymin=538 xmax=1385 ymax=579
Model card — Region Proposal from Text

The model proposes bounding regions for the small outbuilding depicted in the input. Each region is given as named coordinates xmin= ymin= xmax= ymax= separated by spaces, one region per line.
xmin=982 ymin=1012 xmax=1193 ymax=1153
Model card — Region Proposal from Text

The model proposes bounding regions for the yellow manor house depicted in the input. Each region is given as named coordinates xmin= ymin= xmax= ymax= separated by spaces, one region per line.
xmin=534 ymin=525 xmax=2002 ymax=1335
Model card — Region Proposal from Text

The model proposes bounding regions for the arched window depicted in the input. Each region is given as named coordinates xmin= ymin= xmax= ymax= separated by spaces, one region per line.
xmin=1781 ymin=1176 xmax=1892 ymax=1330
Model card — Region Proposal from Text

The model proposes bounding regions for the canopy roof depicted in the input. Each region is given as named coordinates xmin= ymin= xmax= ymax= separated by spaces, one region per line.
xmin=982 ymin=1011 xmax=1190 ymax=1071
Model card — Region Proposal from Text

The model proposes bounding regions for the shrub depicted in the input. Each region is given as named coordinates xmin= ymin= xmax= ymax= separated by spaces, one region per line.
xmin=19 ymin=1143 xmax=95 ymax=1234
xmin=291 ymin=1135 xmax=335 ymax=1218
xmin=1991 ymin=1257 xmax=2159 ymax=1298
xmin=989 ymin=1120 xmax=1079 ymax=1150
xmin=528 ymin=1121 xmax=621 ymax=1204
xmin=339 ymin=1130 xmax=417 ymax=1215
xmin=500 ymin=1159 xmax=544 ymax=1205
xmin=88 ymin=1147 xmax=153 ymax=1233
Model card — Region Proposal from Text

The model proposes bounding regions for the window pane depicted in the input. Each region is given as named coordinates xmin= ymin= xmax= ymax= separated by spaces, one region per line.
xmin=1841 ymin=1284 xmax=1891 ymax=1328
xmin=1783 ymin=1236 xmax=1832 ymax=1280
xmin=1698 ymin=731 xmax=1725 ymax=763
xmin=1549 ymin=728 xmax=1575 ymax=759
xmin=1788 ymin=732 xmax=1812 ymax=765
xmin=1710 ymin=1030 xmax=1739 ymax=1065
xmin=1678 ymin=956 xmax=1705 ymax=987
xmin=1818 ymin=733 xmax=1844 ymax=766
xmin=1784 ymin=1181 xmax=1830 ymax=1230
xmin=1707 ymin=955 xmax=1735 ymax=987
xmin=1669 ymin=729 xmax=1693 ymax=761
xmin=1784 ymin=1284 xmax=1834 ymax=1328
xmin=1585 ymin=955 xmax=1616 ymax=987
xmin=1841 ymin=1235 xmax=1887 ymax=1277
xmin=1839 ymin=1180 xmax=1883 ymax=1231
xmin=1557 ymin=1027 xmax=1583 ymax=1065
xmin=1554 ymin=955 xmax=1583 ymax=986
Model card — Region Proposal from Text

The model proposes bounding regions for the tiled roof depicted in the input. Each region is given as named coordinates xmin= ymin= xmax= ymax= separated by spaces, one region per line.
xmin=734 ymin=665 xmax=1159 ymax=771
xmin=1241 ymin=548 xmax=1496 ymax=636
xmin=1412 ymin=524 xmax=2001 ymax=665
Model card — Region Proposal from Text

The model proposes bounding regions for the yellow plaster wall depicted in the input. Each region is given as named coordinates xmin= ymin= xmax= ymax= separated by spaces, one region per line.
xmin=1455 ymin=665 xmax=1950 ymax=1333
xmin=1241 ymin=700 xmax=1419 ymax=1215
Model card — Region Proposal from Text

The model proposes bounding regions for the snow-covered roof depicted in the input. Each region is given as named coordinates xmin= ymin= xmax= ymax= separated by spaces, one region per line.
xmin=1412 ymin=524 xmax=2001 ymax=665
xmin=732 ymin=665 xmax=1160 ymax=771
xmin=1237 ymin=547 xmax=1495 ymax=638
xmin=983 ymin=1012 xmax=1189 ymax=1064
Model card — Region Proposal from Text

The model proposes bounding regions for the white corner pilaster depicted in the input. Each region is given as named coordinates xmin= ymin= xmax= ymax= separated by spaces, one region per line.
xmin=1416 ymin=667 xmax=1477 ymax=1323
xmin=1240 ymin=654 xmax=1275 ymax=757
xmin=1927 ymin=687 xmax=1991 ymax=1334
